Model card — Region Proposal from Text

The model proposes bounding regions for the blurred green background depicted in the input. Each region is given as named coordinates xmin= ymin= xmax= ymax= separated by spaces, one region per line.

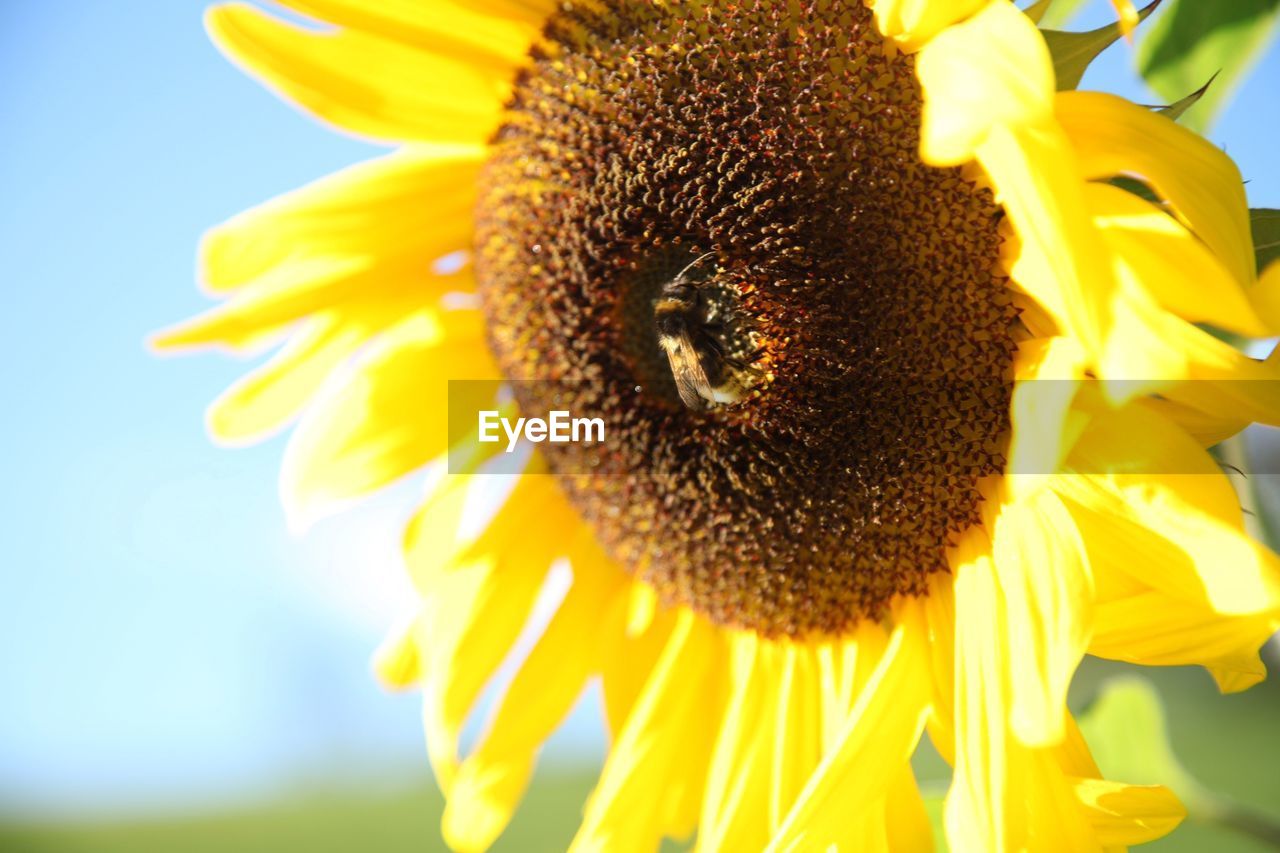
xmin=2 ymin=663 xmax=1277 ymax=851
xmin=2 ymin=0 xmax=1278 ymax=850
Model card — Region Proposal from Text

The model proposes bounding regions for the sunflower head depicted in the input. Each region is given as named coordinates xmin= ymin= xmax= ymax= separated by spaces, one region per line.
xmin=476 ymin=0 xmax=1019 ymax=636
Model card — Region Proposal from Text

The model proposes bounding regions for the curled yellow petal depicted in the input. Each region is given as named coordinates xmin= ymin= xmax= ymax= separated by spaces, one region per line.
xmin=1086 ymin=181 xmax=1267 ymax=336
xmin=1057 ymin=403 xmax=1280 ymax=619
xmin=1074 ymin=778 xmax=1185 ymax=846
xmin=1057 ymin=91 xmax=1254 ymax=288
xmin=916 ymin=0 xmax=1053 ymax=165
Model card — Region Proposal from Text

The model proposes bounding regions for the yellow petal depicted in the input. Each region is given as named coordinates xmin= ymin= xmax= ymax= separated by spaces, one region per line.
xmin=1205 ymin=649 xmax=1268 ymax=694
xmin=884 ymin=765 xmax=934 ymax=853
xmin=815 ymin=643 xmax=853 ymax=752
xmin=813 ymin=621 xmax=892 ymax=754
xmin=768 ymin=646 xmax=822 ymax=836
xmin=405 ymin=466 xmax=581 ymax=591
xmin=992 ymin=487 xmax=1094 ymax=747
xmin=153 ymin=256 xmax=467 ymax=354
xmin=1074 ymin=778 xmax=1185 ymax=846
xmin=921 ymin=572 xmax=958 ymax=767
xmin=442 ymin=531 xmax=625 ymax=852
xmin=1056 ymin=403 xmax=1280 ymax=618
xmin=1142 ymin=396 xmax=1249 ymax=448
xmin=572 ymin=612 xmax=727 ymax=851
xmin=199 ymin=146 xmax=484 ymax=294
xmin=1006 ymin=336 xmax=1089 ymax=497
xmin=981 ymin=121 xmax=1114 ymax=365
xmin=402 ymin=472 xmax=478 ymax=590
xmin=150 ymin=148 xmax=482 ymax=354
xmin=872 ymin=0 xmax=990 ymax=50
xmin=945 ymin=527 xmax=1096 ymax=852
xmin=767 ymin=605 xmax=930 ymax=851
xmin=1110 ymin=0 xmax=1140 ymax=38
xmin=413 ymin=474 xmax=578 ymax=792
xmin=273 ymin=0 xmax=539 ymax=74
xmin=1055 ymin=714 xmax=1103 ymax=779
xmin=206 ymin=3 xmax=510 ymax=144
xmin=598 ymin=591 xmax=675 ymax=740
xmin=1091 ymin=589 xmax=1274 ymax=691
xmin=280 ymin=309 xmax=497 ymax=528
xmin=1057 ymin=91 xmax=1254 ymax=288
xmin=1119 ymin=315 xmax=1280 ymax=427
xmin=945 ymin=532 xmax=1010 ymax=851
xmin=698 ymin=634 xmax=776 ymax=852
xmin=440 ymin=756 xmax=532 ymax=853
xmin=371 ymin=613 xmax=422 ymax=690
xmin=1249 ymin=258 xmax=1280 ymax=327
xmin=916 ymin=0 xmax=1053 ymax=165
xmin=447 ymin=0 xmax=559 ymax=30
xmin=204 ymin=314 xmax=366 ymax=444
xmin=417 ymin=552 xmax=554 ymax=793
xmin=625 ymin=581 xmax=659 ymax=638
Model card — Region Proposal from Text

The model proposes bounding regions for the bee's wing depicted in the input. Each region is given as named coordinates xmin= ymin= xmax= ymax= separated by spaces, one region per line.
xmin=662 ymin=331 xmax=714 ymax=410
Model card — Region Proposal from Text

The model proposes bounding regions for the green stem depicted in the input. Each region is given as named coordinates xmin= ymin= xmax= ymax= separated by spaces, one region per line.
xmin=1193 ymin=794 xmax=1280 ymax=848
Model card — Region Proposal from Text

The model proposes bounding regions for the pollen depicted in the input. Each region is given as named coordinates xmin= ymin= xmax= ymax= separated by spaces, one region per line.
xmin=473 ymin=0 xmax=1017 ymax=637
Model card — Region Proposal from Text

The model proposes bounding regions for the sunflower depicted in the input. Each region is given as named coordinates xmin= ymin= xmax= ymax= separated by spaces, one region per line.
xmin=155 ymin=0 xmax=1280 ymax=849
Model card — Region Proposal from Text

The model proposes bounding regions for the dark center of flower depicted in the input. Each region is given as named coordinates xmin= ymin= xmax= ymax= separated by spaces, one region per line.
xmin=473 ymin=0 xmax=1017 ymax=637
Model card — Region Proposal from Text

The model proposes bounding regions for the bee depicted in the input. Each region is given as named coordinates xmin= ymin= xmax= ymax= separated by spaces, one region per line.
xmin=654 ymin=252 xmax=759 ymax=411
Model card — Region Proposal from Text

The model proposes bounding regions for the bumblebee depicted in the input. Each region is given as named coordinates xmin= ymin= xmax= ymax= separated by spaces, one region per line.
xmin=654 ymin=253 xmax=759 ymax=411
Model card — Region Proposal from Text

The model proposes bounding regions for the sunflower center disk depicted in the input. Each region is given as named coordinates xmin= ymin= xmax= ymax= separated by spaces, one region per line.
xmin=474 ymin=0 xmax=1016 ymax=637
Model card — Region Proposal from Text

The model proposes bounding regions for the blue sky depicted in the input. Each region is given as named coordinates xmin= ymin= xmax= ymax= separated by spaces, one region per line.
xmin=1 ymin=0 xmax=1277 ymax=820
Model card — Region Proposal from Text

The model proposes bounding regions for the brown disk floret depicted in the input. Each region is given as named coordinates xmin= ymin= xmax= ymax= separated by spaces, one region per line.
xmin=473 ymin=0 xmax=1017 ymax=638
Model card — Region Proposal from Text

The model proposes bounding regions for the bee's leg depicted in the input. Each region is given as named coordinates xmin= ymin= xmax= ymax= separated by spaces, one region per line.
xmin=696 ymin=330 xmax=726 ymax=355
xmin=728 ymin=348 xmax=767 ymax=375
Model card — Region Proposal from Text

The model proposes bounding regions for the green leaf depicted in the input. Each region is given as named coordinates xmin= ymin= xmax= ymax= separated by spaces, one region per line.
xmin=1251 ymin=208 xmax=1280 ymax=274
xmin=1024 ymin=0 xmax=1055 ymax=24
xmin=1137 ymin=0 xmax=1280 ymax=132
xmin=1043 ymin=0 xmax=1161 ymax=90
xmin=1108 ymin=175 xmax=1160 ymax=204
xmin=1155 ymin=72 xmax=1217 ymax=121
xmin=1038 ymin=0 xmax=1090 ymax=29
xmin=922 ymin=789 xmax=947 ymax=851
xmin=1079 ymin=676 xmax=1200 ymax=796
